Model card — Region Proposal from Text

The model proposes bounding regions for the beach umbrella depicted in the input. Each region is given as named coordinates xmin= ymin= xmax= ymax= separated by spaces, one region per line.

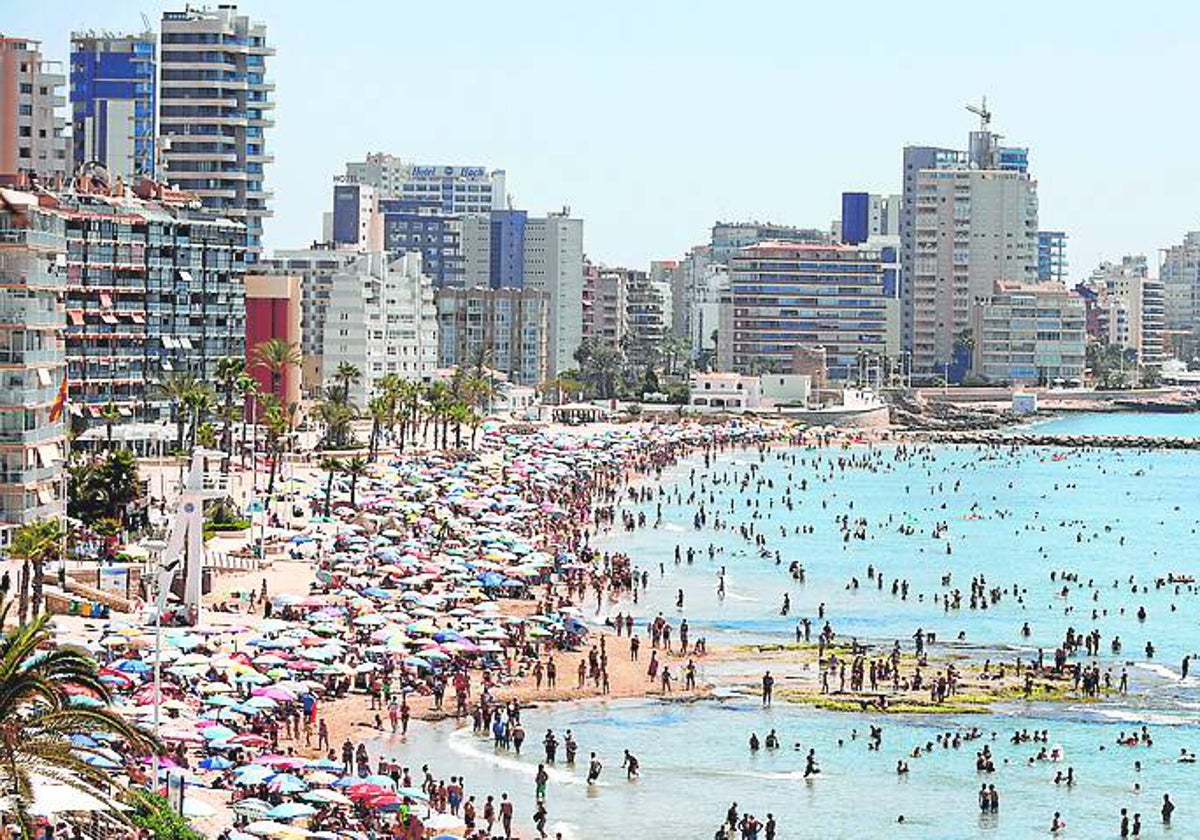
xmin=199 ymin=756 xmax=234 ymax=771
xmin=301 ymin=788 xmax=352 ymax=806
xmin=243 ymin=820 xmax=305 ymax=837
xmin=233 ymin=765 xmax=275 ymax=785
xmin=231 ymin=798 xmax=273 ymax=816
xmin=267 ymin=773 xmax=308 ymax=794
xmin=402 ymin=656 xmax=431 ymax=670
xmin=265 ymin=802 xmax=317 ymax=820
xmin=201 ymin=725 xmax=237 ymax=741
xmin=302 ymin=771 xmax=340 ymax=786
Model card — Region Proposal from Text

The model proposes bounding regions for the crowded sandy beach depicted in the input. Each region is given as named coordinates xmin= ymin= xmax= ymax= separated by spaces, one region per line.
xmin=8 ymin=409 xmax=1200 ymax=840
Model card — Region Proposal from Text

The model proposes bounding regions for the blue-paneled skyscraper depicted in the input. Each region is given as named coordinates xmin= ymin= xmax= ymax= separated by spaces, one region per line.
xmin=69 ymin=31 xmax=156 ymax=180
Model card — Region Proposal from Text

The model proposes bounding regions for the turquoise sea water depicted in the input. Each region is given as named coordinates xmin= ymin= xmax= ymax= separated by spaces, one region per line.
xmin=387 ymin=414 xmax=1200 ymax=839
xmin=1030 ymin=411 xmax=1200 ymax=437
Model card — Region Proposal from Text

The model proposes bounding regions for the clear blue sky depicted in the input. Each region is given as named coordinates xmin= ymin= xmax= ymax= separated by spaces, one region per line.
xmin=8 ymin=0 xmax=1199 ymax=277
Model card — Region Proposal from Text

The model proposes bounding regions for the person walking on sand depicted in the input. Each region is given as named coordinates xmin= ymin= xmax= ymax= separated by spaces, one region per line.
xmin=500 ymin=792 xmax=514 ymax=839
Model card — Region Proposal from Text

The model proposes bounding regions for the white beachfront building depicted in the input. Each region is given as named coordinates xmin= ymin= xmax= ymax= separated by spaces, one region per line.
xmin=321 ymin=251 xmax=438 ymax=405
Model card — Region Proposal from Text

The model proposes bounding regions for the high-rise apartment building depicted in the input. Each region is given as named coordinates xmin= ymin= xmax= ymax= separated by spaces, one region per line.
xmin=57 ymin=180 xmax=246 ymax=420
xmin=69 ymin=32 xmax=156 ymax=181
xmin=328 ymin=181 xmax=379 ymax=251
xmin=1082 ymin=256 xmax=1165 ymax=368
xmin=900 ymin=123 xmax=1039 ymax=376
xmin=0 ymin=188 xmax=67 ymax=531
xmin=458 ymin=209 xmax=527 ymax=290
xmin=0 ymin=37 xmax=68 ymax=185
xmin=435 ymin=286 xmax=548 ymax=386
xmin=263 ymin=245 xmax=362 ymax=391
xmin=970 ymin=280 xmax=1085 ymax=385
xmin=840 ymin=193 xmax=900 ymax=244
xmin=159 ymin=6 xmax=274 ymax=259
xmin=523 ymin=210 xmax=584 ymax=375
xmin=724 ymin=242 xmax=901 ymax=380
xmin=1037 ymin=231 xmax=1068 ymax=283
xmin=345 ymin=155 xmax=506 ymax=214
xmin=909 ymin=166 xmax=1039 ymax=374
xmin=321 ymin=251 xmax=438 ymax=405
xmin=710 ymin=221 xmax=828 ymax=264
xmin=1159 ymin=231 xmax=1200 ymax=348
xmin=582 ymin=263 xmax=628 ymax=353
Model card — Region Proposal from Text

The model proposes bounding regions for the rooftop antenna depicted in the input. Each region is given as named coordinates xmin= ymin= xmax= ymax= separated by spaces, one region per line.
xmin=965 ymin=96 xmax=991 ymax=131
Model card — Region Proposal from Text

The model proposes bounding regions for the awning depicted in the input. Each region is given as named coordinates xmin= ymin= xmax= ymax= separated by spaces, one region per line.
xmin=36 ymin=444 xmax=58 ymax=468
xmin=99 ymin=293 xmax=113 ymax=308
xmin=118 ymin=406 xmax=133 ymax=417
xmin=67 ymin=309 xmax=85 ymax=326
xmin=36 ymin=487 xmax=53 ymax=506
xmin=162 ymin=359 xmax=174 ymax=371
xmin=178 ymin=269 xmax=194 ymax=284
xmin=36 ymin=368 xmax=51 ymax=387
xmin=101 ymin=313 xmax=118 ymax=325
xmin=87 ymin=405 xmax=102 ymax=417
xmin=130 ymin=313 xmax=146 ymax=324
xmin=179 ymin=337 xmax=193 ymax=349
xmin=162 ymin=337 xmax=176 ymax=348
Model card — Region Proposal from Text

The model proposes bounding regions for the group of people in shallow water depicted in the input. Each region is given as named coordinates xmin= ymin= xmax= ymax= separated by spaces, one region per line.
xmin=587 ymin=436 xmax=1200 ymax=835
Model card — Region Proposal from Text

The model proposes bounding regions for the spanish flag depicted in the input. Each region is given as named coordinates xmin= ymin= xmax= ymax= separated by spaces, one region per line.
xmin=48 ymin=373 xmax=68 ymax=423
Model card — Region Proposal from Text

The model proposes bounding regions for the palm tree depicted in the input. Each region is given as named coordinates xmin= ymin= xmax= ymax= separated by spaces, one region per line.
xmin=215 ymin=356 xmax=245 ymax=471
xmin=234 ymin=372 xmax=258 ymax=469
xmin=181 ymin=382 xmax=215 ymax=452
xmin=319 ymin=457 xmax=342 ymax=518
xmin=342 ymin=457 xmax=368 ymax=507
xmin=366 ymin=394 xmax=391 ymax=462
xmin=99 ymin=401 xmax=120 ymax=451
xmin=423 ymin=382 xmax=451 ymax=449
xmin=333 ymin=363 xmax=362 ymax=407
xmin=252 ymin=339 xmax=301 ymax=403
xmin=155 ymin=372 xmax=201 ymax=452
xmin=312 ymin=393 xmax=357 ymax=450
xmin=0 ymin=605 xmax=160 ymax=836
xmin=9 ymin=519 xmax=64 ymax=622
xmin=447 ymin=402 xmax=472 ymax=449
xmin=260 ymin=396 xmax=291 ymax=501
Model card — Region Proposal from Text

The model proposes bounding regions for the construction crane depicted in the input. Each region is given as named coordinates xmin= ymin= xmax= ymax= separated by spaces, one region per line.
xmin=966 ymin=96 xmax=991 ymax=131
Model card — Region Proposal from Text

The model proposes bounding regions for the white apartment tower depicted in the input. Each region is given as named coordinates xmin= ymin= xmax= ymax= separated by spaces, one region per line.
xmin=0 ymin=37 xmax=68 ymax=184
xmin=159 ymin=6 xmax=274 ymax=258
xmin=523 ymin=210 xmax=584 ymax=375
xmin=910 ymin=168 xmax=1039 ymax=372
xmin=321 ymin=251 xmax=438 ymax=405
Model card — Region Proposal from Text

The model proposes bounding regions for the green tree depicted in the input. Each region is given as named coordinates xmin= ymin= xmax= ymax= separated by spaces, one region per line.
xmin=342 ymin=457 xmax=368 ymax=507
xmin=366 ymin=394 xmax=391 ymax=462
xmin=251 ymin=339 xmax=301 ymax=402
xmin=319 ymin=457 xmax=342 ymax=518
xmin=234 ymin=372 xmax=259 ymax=468
xmin=181 ymin=382 xmax=214 ymax=452
xmin=0 ymin=606 xmax=160 ymax=836
xmin=573 ymin=338 xmax=623 ymax=399
xmin=99 ymin=400 xmax=121 ymax=451
xmin=214 ymin=356 xmax=246 ymax=472
xmin=8 ymin=519 xmax=65 ymax=624
xmin=68 ymin=450 xmax=141 ymax=529
xmin=156 ymin=372 xmax=202 ymax=452
xmin=333 ymin=362 xmax=362 ymax=407
xmin=312 ymin=392 xmax=357 ymax=450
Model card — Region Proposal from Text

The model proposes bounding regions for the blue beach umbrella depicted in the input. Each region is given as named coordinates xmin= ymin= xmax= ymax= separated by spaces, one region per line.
xmin=200 ymin=756 xmax=234 ymax=770
xmin=265 ymin=802 xmax=317 ymax=820
xmin=201 ymin=725 xmax=237 ymax=741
